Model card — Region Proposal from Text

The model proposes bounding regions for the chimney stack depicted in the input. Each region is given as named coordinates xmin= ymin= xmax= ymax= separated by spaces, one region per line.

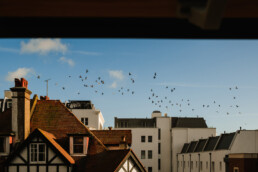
xmin=10 ymin=78 xmax=32 ymax=142
xmin=119 ymin=136 xmax=127 ymax=149
xmin=108 ymin=126 xmax=112 ymax=130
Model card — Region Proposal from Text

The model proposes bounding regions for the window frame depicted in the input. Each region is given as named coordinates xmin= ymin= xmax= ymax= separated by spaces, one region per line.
xmin=73 ymin=136 xmax=84 ymax=154
xmin=30 ymin=143 xmax=46 ymax=163
xmin=81 ymin=117 xmax=88 ymax=126
xmin=148 ymin=167 xmax=152 ymax=172
xmin=148 ymin=150 xmax=152 ymax=159
xmin=148 ymin=136 xmax=152 ymax=142
xmin=141 ymin=150 xmax=146 ymax=159
xmin=141 ymin=136 xmax=146 ymax=142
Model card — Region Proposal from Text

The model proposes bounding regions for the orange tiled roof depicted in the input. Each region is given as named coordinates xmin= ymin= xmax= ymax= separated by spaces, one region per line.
xmin=92 ymin=130 xmax=132 ymax=145
xmin=37 ymin=128 xmax=75 ymax=164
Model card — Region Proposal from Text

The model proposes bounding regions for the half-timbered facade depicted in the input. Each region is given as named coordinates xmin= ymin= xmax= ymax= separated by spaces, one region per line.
xmin=0 ymin=78 xmax=146 ymax=172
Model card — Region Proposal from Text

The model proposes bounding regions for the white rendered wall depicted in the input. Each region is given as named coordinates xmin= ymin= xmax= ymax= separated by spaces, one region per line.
xmin=70 ymin=109 xmax=104 ymax=130
xmin=156 ymin=117 xmax=172 ymax=172
xmin=115 ymin=128 xmax=159 ymax=172
xmin=171 ymin=128 xmax=216 ymax=172
xmin=230 ymin=130 xmax=258 ymax=153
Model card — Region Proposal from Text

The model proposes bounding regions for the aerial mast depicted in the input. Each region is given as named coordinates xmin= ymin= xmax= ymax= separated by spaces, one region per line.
xmin=44 ymin=79 xmax=51 ymax=97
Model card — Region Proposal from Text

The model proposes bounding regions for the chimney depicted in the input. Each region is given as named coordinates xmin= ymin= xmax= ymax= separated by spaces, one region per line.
xmin=240 ymin=127 xmax=242 ymax=130
xmin=10 ymin=78 xmax=32 ymax=142
xmin=119 ymin=136 xmax=127 ymax=149
xmin=108 ymin=126 xmax=112 ymax=130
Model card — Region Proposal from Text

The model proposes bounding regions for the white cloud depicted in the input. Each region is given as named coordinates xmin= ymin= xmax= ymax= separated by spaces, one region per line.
xmin=72 ymin=50 xmax=101 ymax=56
xmin=0 ymin=46 xmax=19 ymax=53
xmin=6 ymin=68 xmax=34 ymax=82
xmin=59 ymin=57 xmax=75 ymax=67
xmin=109 ymin=70 xmax=124 ymax=80
xmin=110 ymin=81 xmax=118 ymax=88
xmin=20 ymin=38 xmax=67 ymax=55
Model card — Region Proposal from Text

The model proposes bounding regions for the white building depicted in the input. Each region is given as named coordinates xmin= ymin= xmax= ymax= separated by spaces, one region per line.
xmin=114 ymin=111 xmax=216 ymax=172
xmin=177 ymin=130 xmax=258 ymax=172
xmin=65 ymin=100 xmax=104 ymax=130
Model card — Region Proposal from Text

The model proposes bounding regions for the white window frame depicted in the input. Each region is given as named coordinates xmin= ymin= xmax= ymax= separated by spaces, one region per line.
xmin=69 ymin=136 xmax=89 ymax=155
xmin=81 ymin=117 xmax=88 ymax=126
xmin=141 ymin=150 xmax=145 ymax=159
xmin=30 ymin=143 xmax=46 ymax=163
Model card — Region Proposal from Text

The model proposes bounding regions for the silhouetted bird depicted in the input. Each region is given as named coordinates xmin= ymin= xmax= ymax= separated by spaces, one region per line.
xmin=235 ymin=86 xmax=238 ymax=89
xmin=37 ymin=75 xmax=40 ymax=79
xmin=86 ymin=69 xmax=88 ymax=73
xmin=62 ymin=87 xmax=65 ymax=90
xmin=129 ymin=72 xmax=131 ymax=76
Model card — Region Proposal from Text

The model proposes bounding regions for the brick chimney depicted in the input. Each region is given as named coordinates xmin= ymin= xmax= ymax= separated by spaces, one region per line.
xmin=10 ymin=78 xmax=32 ymax=142
xmin=119 ymin=136 xmax=127 ymax=149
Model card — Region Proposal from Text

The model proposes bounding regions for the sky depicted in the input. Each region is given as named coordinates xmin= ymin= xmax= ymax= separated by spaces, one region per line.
xmin=0 ymin=38 xmax=258 ymax=135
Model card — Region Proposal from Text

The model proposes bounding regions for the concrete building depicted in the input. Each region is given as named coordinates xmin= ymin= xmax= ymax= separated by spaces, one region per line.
xmin=177 ymin=130 xmax=258 ymax=172
xmin=65 ymin=100 xmax=104 ymax=130
xmin=114 ymin=111 xmax=216 ymax=172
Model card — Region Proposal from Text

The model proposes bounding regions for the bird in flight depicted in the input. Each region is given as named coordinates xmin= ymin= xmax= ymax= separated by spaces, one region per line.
xmin=86 ymin=69 xmax=89 ymax=73
xmin=62 ymin=87 xmax=65 ymax=90
xmin=37 ymin=75 xmax=40 ymax=79
xmin=129 ymin=72 xmax=132 ymax=76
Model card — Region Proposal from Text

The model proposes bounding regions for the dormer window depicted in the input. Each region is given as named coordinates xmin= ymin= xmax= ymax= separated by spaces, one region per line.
xmin=74 ymin=136 xmax=83 ymax=153
xmin=69 ymin=134 xmax=89 ymax=156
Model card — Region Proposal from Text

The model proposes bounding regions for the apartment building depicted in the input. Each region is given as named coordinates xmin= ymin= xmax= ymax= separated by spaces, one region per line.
xmin=65 ymin=100 xmax=105 ymax=130
xmin=177 ymin=130 xmax=258 ymax=172
xmin=114 ymin=111 xmax=216 ymax=172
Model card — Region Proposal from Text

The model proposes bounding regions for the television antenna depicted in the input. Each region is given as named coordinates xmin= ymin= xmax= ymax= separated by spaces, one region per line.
xmin=44 ymin=79 xmax=51 ymax=97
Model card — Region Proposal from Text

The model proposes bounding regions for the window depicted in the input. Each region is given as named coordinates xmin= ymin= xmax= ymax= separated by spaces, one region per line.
xmin=196 ymin=161 xmax=198 ymax=168
xmin=148 ymin=150 xmax=152 ymax=159
xmin=30 ymin=143 xmax=46 ymax=163
xmin=0 ymin=137 xmax=5 ymax=153
xmin=200 ymin=161 xmax=203 ymax=171
xmin=73 ymin=136 xmax=84 ymax=153
xmin=158 ymin=128 xmax=161 ymax=140
xmin=148 ymin=167 xmax=152 ymax=172
xmin=7 ymin=102 xmax=12 ymax=108
xmin=148 ymin=136 xmax=152 ymax=142
xmin=188 ymin=161 xmax=189 ymax=167
xmin=158 ymin=143 xmax=161 ymax=154
xmin=141 ymin=136 xmax=145 ymax=142
xmin=190 ymin=161 xmax=193 ymax=169
xmin=141 ymin=150 xmax=145 ymax=159
xmin=183 ymin=161 xmax=185 ymax=168
xmin=206 ymin=161 xmax=208 ymax=169
xmin=81 ymin=117 xmax=88 ymax=125
xmin=181 ymin=161 xmax=182 ymax=167
xmin=220 ymin=161 xmax=222 ymax=170
xmin=211 ymin=162 xmax=215 ymax=172
xmin=233 ymin=167 xmax=239 ymax=172
xmin=158 ymin=159 xmax=161 ymax=170
xmin=120 ymin=122 xmax=124 ymax=127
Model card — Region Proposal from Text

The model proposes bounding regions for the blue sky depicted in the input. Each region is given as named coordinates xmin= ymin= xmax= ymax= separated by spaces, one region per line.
xmin=0 ymin=38 xmax=258 ymax=135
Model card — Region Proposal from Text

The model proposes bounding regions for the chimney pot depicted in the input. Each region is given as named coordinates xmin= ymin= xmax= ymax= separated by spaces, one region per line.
xmin=40 ymin=96 xmax=49 ymax=100
xmin=108 ymin=126 xmax=112 ymax=130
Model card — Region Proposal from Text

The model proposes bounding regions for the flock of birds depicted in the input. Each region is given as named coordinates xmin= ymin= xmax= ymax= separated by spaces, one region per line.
xmin=36 ymin=70 xmax=242 ymax=116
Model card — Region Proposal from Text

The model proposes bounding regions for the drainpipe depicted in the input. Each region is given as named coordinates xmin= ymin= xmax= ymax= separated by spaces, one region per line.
xmin=209 ymin=153 xmax=211 ymax=172
xmin=198 ymin=153 xmax=200 ymax=172
xmin=189 ymin=154 xmax=191 ymax=172
xmin=183 ymin=155 xmax=184 ymax=172
xmin=176 ymin=154 xmax=178 ymax=172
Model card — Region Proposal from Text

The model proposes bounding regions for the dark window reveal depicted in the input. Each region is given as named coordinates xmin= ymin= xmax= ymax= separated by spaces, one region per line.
xmin=73 ymin=136 xmax=84 ymax=153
